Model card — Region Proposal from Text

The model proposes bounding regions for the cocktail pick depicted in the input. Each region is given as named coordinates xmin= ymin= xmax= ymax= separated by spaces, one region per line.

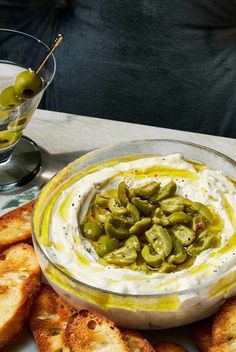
xmin=35 ymin=33 xmax=64 ymax=74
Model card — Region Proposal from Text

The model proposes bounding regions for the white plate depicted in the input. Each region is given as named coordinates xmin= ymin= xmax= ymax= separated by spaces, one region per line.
xmin=1 ymin=188 xmax=199 ymax=351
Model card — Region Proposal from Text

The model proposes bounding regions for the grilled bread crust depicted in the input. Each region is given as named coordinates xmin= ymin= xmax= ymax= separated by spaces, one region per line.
xmin=192 ymin=320 xmax=212 ymax=352
xmin=0 ymin=200 xmax=35 ymax=251
xmin=0 ymin=243 xmax=41 ymax=351
xmin=65 ymin=310 xmax=131 ymax=352
xmin=122 ymin=329 xmax=155 ymax=352
xmin=209 ymin=298 xmax=236 ymax=352
xmin=30 ymin=284 xmax=75 ymax=352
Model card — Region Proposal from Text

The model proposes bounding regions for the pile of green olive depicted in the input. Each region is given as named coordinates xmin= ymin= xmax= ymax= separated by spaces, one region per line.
xmin=81 ymin=180 xmax=220 ymax=273
xmin=0 ymin=69 xmax=42 ymax=110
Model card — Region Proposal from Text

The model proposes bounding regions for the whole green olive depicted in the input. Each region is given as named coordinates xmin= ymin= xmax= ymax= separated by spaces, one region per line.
xmin=14 ymin=69 xmax=42 ymax=99
xmin=0 ymin=131 xmax=20 ymax=148
xmin=8 ymin=115 xmax=29 ymax=132
xmin=0 ymin=86 xmax=22 ymax=108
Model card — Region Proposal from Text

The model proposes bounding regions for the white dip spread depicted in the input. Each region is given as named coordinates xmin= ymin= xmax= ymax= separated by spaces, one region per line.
xmin=41 ymin=153 xmax=236 ymax=295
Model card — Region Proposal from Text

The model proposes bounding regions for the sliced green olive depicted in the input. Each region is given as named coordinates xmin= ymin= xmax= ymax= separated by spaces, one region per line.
xmin=141 ymin=245 xmax=163 ymax=267
xmin=152 ymin=208 xmax=170 ymax=226
xmin=151 ymin=207 xmax=164 ymax=218
xmin=189 ymin=202 xmax=214 ymax=224
xmin=158 ymin=262 xmax=176 ymax=273
xmin=129 ymin=260 xmax=148 ymax=273
xmin=83 ymin=221 xmax=104 ymax=241
xmin=108 ymin=197 xmax=128 ymax=214
xmin=192 ymin=215 xmax=206 ymax=234
xmin=14 ymin=69 xmax=42 ymax=99
xmin=131 ymin=197 xmax=156 ymax=215
xmin=124 ymin=236 xmax=141 ymax=251
xmin=118 ymin=181 xmax=129 ymax=206
xmin=168 ymin=211 xmax=192 ymax=225
xmin=133 ymin=182 xmax=160 ymax=198
xmin=129 ymin=217 xmax=152 ymax=235
xmin=95 ymin=194 xmax=110 ymax=208
xmin=94 ymin=207 xmax=111 ymax=223
xmin=104 ymin=246 xmax=137 ymax=266
xmin=168 ymin=237 xmax=187 ymax=264
xmin=127 ymin=203 xmax=140 ymax=223
xmin=188 ymin=230 xmax=215 ymax=256
xmin=105 ymin=215 xmax=131 ymax=239
xmin=152 ymin=216 xmax=170 ymax=227
xmin=94 ymin=235 xmax=121 ymax=257
xmin=160 ymin=197 xmax=185 ymax=214
xmin=150 ymin=180 xmax=177 ymax=203
xmin=171 ymin=225 xmax=196 ymax=246
xmin=0 ymin=86 xmax=22 ymax=108
xmin=145 ymin=224 xmax=172 ymax=258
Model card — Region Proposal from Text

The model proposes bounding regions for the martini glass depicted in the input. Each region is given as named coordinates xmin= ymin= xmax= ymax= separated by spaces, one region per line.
xmin=0 ymin=29 xmax=57 ymax=191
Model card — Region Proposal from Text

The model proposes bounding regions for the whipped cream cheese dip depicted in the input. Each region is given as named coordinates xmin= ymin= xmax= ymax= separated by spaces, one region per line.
xmin=34 ymin=152 xmax=236 ymax=328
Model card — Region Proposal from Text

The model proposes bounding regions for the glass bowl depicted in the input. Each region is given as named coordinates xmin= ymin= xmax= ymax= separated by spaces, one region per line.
xmin=32 ymin=139 xmax=236 ymax=329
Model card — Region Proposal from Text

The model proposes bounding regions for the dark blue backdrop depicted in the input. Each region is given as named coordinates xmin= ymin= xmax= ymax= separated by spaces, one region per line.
xmin=1 ymin=0 xmax=236 ymax=137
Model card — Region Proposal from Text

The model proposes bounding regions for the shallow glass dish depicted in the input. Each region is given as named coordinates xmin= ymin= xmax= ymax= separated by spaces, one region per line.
xmin=32 ymin=139 xmax=236 ymax=329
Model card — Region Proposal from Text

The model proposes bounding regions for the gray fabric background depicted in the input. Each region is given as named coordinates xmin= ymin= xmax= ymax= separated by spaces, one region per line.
xmin=1 ymin=0 xmax=236 ymax=137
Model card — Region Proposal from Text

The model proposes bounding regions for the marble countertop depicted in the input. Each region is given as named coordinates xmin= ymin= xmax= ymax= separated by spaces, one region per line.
xmin=1 ymin=108 xmax=236 ymax=203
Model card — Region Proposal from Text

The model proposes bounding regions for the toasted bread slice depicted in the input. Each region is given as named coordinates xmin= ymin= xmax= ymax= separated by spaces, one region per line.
xmin=211 ymin=297 xmax=236 ymax=346
xmin=209 ymin=297 xmax=236 ymax=352
xmin=30 ymin=284 xmax=75 ymax=352
xmin=0 ymin=200 xmax=35 ymax=251
xmin=154 ymin=341 xmax=187 ymax=352
xmin=192 ymin=320 xmax=212 ymax=352
xmin=122 ymin=329 xmax=155 ymax=351
xmin=209 ymin=341 xmax=236 ymax=352
xmin=65 ymin=310 xmax=130 ymax=352
xmin=0 ymin=243 xmax=41 ymax=350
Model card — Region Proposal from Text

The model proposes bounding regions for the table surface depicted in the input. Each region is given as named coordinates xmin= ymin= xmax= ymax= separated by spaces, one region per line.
xmin=2 ymin=108 xmax=236 ymax=203
xmin=1 ymin=109 xmax=236 ymax=351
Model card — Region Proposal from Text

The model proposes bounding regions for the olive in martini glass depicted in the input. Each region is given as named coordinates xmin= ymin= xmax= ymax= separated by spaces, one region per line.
xmin=0 ymin=29 xmax=62 ymax=191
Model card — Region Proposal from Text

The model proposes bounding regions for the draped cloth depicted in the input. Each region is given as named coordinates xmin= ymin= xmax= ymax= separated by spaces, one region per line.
xmin=0 ymin=0 xmax=236 ymax=137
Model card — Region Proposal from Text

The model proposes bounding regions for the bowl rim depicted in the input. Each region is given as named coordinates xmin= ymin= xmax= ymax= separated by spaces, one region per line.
xmin=32 ymin=138 xmax=236 ymax=298
xmin=0 ymin=28 xmax=56 ymax=112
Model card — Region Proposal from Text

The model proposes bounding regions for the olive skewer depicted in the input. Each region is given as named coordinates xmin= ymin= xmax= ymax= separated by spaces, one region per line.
xmin=0 ymin=33 xmax=64 ymax=108
xmin=35 ymin=33 xmax=64 ymax=74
